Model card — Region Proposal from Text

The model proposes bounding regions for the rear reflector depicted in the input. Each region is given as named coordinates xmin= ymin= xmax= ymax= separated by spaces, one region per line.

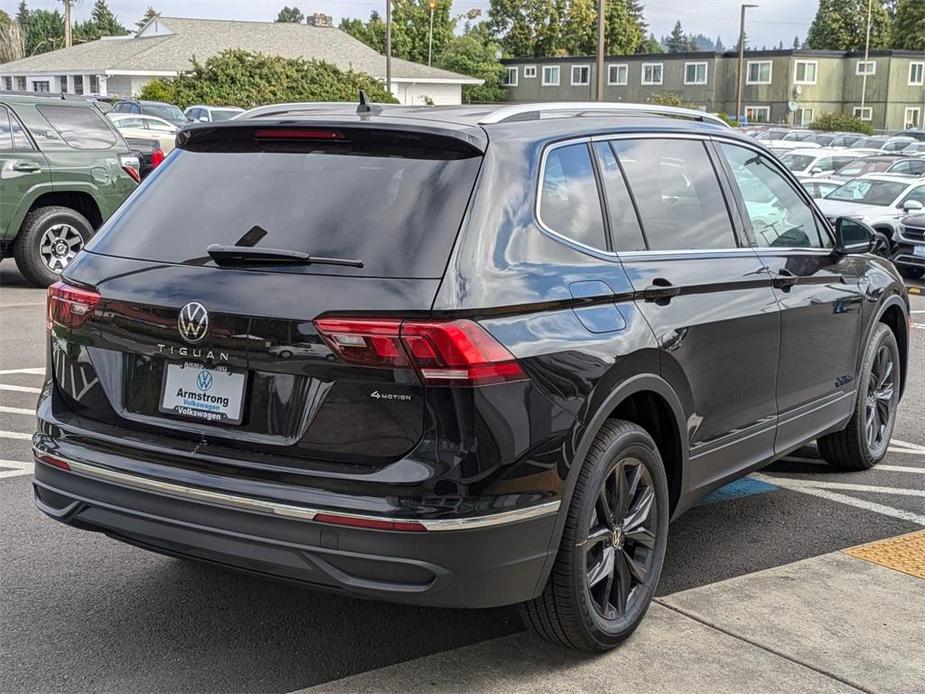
xmin=254 ymin=129 xmax=347 ymax=141
xmin=47 ymin=281 xmax=100 ymax=330
xmin=34 ymin=452 xmax=71 ymax=471
xmin=314 ymin=318 xmax=526 ymax=386
xmin=313 ymin=513 xmax=427 ymax=532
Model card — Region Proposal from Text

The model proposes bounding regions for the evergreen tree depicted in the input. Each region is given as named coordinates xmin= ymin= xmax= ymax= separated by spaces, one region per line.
xmin=135 ymin=6 xmax=157 ymax=33
xmin=793 ymin=34 xmax=801 ymax=49
xmin=640 ymin=32 xmax=661 ymax=53
xmin=21 ymin=8 xmax=64 ymax=55
xmin=892 ymin=0 xmax=925 ymax=50
xmin=276 ymin=6 xmax=304 ymax=23
xmin=90 ymin=0 xmax=127 ymax=36
xmin=807 ymin=0 xmax=891 ymax=50
xmin=16 ymin=1 xmax=29 ymax=27
xmin=665 ymin=20 xmax=688 ymax=53
xmin=715 ymin=35 xmax=725 ymax=51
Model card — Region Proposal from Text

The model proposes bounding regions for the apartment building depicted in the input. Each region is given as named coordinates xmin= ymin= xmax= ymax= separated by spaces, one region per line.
xmin=501 ymin=49 xmax=925 ymax=131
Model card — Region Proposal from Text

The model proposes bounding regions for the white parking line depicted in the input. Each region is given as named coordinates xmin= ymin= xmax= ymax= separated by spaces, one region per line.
xmin=892 ymin=439 xmax=925 ymax=452
xmin=753 ymin=473 xmax=925 ymax=525
xmin=771 ymin=478 xmax=925 ymax=497
xmin=0 ymin=367 xmax=44 ymax=376
xmin=0 ymin=384 xmax=40 ymax=394
xmin=878 ymin=465 xmax=925 ymax=474
xmin=0 ymin=405 xmax=35 ymax=416
xmin=0 ymin=459 xmax=32 ymax=480
xmin=0 ymin=430 xmax=33 ymax=440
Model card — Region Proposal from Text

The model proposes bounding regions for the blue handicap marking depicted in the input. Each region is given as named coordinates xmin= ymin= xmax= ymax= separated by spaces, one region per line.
xmin=698 ymin=477 xmax=777 ymax=506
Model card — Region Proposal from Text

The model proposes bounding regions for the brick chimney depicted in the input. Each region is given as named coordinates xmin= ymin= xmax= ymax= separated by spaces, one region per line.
xmin=307 ymin=13 xmax=333 ymax=27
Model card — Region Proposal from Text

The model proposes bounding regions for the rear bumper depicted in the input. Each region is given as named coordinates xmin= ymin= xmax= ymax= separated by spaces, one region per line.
xmin=32 ymin=450 xmax=559 ymax=609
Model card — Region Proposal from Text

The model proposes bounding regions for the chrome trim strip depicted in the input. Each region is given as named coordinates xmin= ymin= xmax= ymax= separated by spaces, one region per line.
xmin=34 ymin=450 xmax=561 ymax=532
xmin=479 ymin=102 xmax=730 ymax=128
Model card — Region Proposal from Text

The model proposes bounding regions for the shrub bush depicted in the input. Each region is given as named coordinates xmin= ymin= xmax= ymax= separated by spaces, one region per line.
xmin=808 ymin=112 xmax=875 ymax=135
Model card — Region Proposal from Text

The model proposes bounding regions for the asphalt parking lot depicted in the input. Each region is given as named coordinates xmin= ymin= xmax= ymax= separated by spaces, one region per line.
xmin=1 ymin=262 xmax=923 ymax=693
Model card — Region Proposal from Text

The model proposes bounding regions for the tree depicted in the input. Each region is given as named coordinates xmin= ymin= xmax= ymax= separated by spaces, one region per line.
xmin=640 ymin=32 xmax=662 ymax=53
xmin=892 ymin=0 xmax=925 ymax=50
xmin=339 ymin=11 xmax=387 ymax=52
xmin=135 ymin=6 xmax=157 ymax=32
xmin=276 ymin=6 xmax=304 ymax=23
xmin=340 ymin=1 xmax=456 ymax=64
xmin=21 ymin=8 xmax=64 ymax=55
xmin=806 ymin=0 xmax=891 ymax=50
xmin=438 ymin=23 xmax=504 ymax=103
xmin=793 ymin=34 xmax=801 ymax=49
xmin=715 ymin=35 xmax=725 ymax=51
xmin=91 ymin=0 xmax=127 ymax=36
xmin=138 ymin=49 xmax=397 ymax=108
xmin=0 ymin=10 xmax=25 ymax=63
xmin=665 ymin=20 xmax=690 ymax=53
xmin=809 ymin=111 xmax=874 ymax=135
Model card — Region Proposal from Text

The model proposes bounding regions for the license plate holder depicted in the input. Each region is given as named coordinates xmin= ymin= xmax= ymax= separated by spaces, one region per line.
xmin=913 ymin=245 xmax=925 ymax=258
xmin=159 ymin=362 xmax=247 ymax=425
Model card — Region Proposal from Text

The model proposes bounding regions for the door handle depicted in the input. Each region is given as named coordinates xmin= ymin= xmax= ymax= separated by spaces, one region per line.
xmin=643 ymin=278 xmax=681 ymax=303
xmin=772 ymin=269 xmax=800 ymax=290
xmin=11 ymin=162 xmax=41 ymax=173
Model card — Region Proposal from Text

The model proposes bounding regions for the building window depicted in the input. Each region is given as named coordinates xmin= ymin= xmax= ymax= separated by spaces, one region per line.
xmin=905 ymin=107 xmax=921 ymax=128
xmin=15 ymin=76 xmax=26 ymax=90
xmin=684 ymin=62 xmax=708 ymax=85
xmin=33 ymin=80 xmax=50 ymax=92
xmin=608 ymin=64 xmax=628 ymax=85
xmin=2 ymin=77 xmax=11 ymax=91
xmin=571 ymin=65 xmax=590 ymax=86
xmin=796 ymin=108 xmax=814 ymax=126
xmin=641 ymin=63 xmax=663 ymax=86
xmin=59 ymin=76 xmax=68 ymax=92
xmin=909 ymin=62 xmax=924 ymax=86
xmin=794 ymin=60 xmax=817 ymax=85
xmin=524 ymin=65 xmax=537 ymax=79
xmin=746 ymin=61 xmax=772 ymax=84
xmin=542 ymin=65 xmax=560 ymax=86
xmin=73 ymin=75 xmax=84 ymax=95
xmin=853 ymin=106 xmax=872 ymax=121
xmin=502 ymin=67 xmax=518 ymax=87
xmin=856 ymin=60 xmax=876 ymax=76
xmin=89 ymin=75 xmax=99 ymax=93
xmin=745 ymin=105 xmax=770 ymax=123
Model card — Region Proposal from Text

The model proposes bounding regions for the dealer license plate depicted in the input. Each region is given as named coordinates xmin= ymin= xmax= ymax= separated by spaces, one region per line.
xmin=159 ymin=362 xmax=246 ymax=425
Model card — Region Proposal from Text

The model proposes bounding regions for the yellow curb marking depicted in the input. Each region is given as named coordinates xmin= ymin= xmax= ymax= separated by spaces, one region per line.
xmin=844 ymin=530 xmax=925 ymax=580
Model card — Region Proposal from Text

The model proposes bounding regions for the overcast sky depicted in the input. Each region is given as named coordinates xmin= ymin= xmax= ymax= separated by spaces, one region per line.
xmin=1 ymin=0 xmax=821 ymax=49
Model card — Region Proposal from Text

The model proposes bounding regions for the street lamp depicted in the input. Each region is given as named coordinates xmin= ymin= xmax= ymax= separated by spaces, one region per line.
xmin=386 ymin=0 xmax=392 ymax=95
xmin=735 ymin=3 xmax=758 ymax=124
xmin=860 ymin=0 xmax=873 ymax=123
xmin=427 ymin=0 xmax=437 ymax=67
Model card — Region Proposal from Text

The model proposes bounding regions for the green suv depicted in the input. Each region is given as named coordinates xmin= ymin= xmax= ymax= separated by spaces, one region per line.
xmin=0 ymin=93 xmax=138 ymax=286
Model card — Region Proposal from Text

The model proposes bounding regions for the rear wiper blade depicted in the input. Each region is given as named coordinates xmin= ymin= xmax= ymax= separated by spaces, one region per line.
xmin=206 ymin=244 xmax=364 ymax=268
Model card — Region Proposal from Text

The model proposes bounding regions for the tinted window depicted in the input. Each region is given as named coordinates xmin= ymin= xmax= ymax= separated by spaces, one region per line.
xmin=114 ymin=117 xmax=144 ymax=129
xmin=612 ymin=138 xmax=736 ymax=250
xmin=592 ymin=142 xmax=646 ymax=252
xmin=142 ymin=103 xmax=186 ymax=122
xmin=210 ymin=109 xmax=240 ymax=122
xmin=0 ymin=107 xmax=12 ymax=150
xmin=720 ymin=143 xmax=826 ymax=248
xmin=10 ymin=112 xmax=32 ymax=150
xmin=539 ymin=143 xmax=606 ymax=250
xmin=835 ymin=159 xmax=893 ymax=177
xmin=36 ymin=104 xmax=116 ymax=149
xmin=901 ymin=185 xmax=925 ymax=206
xmin=87 ymin=148 xmax=482 ymax=279
xmin=779 ymin=153 xmax=815 ymax=171
xmin=827 ymin=179 xmax=907 ymax=205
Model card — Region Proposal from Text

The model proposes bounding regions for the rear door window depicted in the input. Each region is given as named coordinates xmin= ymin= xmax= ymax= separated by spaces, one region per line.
xmin=36 ymin=104 xmax=116 ymax=149
xmin=539 ymin=143 xmax=607 ymax=250
xmin=611 ymin=138 xmax=737 ymax=250
xmin=86 ymin=146 xmax=482 ymax=279
xmin=592 ymin=141 xmax=646 ymax=251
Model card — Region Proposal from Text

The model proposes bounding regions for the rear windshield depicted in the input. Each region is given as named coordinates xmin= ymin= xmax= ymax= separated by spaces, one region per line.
xmin=142 ymin=103 xmax=187 ymax=122
xmin=779 ymin=153 xmax=815 ymax=171
xmin=834 ymin=159 xmax=891 ymax=176
xmin=827 ymin=179 xmax=906 ymax=205
xmin=210 ymin=109 xmax=241 ymax=122
xmin=86 ymin=148 xmax=481 ymax=278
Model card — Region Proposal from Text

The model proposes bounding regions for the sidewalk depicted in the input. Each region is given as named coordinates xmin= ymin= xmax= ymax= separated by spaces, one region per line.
xmin=298 ymin=534 xmax=925 ymax=694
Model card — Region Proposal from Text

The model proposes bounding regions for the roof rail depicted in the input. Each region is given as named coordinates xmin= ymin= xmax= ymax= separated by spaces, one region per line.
xmin=478 ymin=102 xmax=731 ymax=128
xmin=0 ymin=90 xmax=71 ymax=101
xmin=237 ymin=102 xmax=365 ymax=120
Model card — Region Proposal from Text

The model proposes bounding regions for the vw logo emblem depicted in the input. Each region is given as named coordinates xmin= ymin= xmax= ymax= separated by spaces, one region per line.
xmin=196 ymin=370 xmax=213 ymax=391
xmin=178 ymin=302 xmax=209 ymax=344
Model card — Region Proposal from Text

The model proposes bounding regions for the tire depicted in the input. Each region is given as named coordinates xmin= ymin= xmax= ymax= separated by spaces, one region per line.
xmin=899 ymin=266 xmax=925 ymax=280
xmin=13 ymin=206 xmax=93 ymax=288
xmin=520 ymin=420 xmax=669 ymax=651
xmin=817 ymin=323 xmax=900 ymax=470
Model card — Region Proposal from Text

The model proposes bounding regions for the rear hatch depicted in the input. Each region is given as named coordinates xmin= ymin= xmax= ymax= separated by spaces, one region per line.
xmin=54 ymin=120 xmax=484 ymax=467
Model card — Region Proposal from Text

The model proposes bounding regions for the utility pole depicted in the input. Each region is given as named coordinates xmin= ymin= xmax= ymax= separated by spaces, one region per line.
xmin=860 ymin=0 xmax=873 ymax=120
xmin=735 ymin=4 xmax=758 ymax=124
xmin=385 ymin=0 xmax=392 ymax=95
xmin=62 ymin=0 xmax=73 ymax=48
xmin=428 ymin=0 xmax=436 ymax=67
xmin=596 ymin=0 xmax=605 ymax=101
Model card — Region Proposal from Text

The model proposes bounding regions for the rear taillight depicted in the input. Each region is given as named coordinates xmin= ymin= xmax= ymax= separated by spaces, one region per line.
xmin=151 ymin=145 xmax=165 ymax=169
xmin=47 ymin=281 xmax=100 ymax=330
xmin=254 ymin=128 xmax=347 ymax=141
xmin=119 ymin=153 xmax=141 ymax=183
xmin=314 ymin=318 xmax=526 ymax=386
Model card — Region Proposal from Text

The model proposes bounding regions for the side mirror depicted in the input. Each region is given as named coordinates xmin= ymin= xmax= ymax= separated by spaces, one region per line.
xmin=197 ymin=116 xmax=209 ymax=122
xmin=902 ymin=199 xmax=924 ymax=213
xmin=810 ymin=166 xmax=823 ymax=175
xmin=833 ymin=217 xmax=874 ymax=255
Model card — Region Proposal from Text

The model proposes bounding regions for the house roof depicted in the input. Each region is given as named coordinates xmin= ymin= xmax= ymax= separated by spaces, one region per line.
xmin=0 ymin=16 xmax=480 ymax=84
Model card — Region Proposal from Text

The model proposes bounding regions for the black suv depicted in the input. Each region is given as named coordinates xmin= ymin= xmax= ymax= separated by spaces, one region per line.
xmin=33 ymin=102 xmax=910 ymax=652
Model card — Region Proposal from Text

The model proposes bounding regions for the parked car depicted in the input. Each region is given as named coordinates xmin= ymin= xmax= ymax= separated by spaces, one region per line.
xmin=817 ymin=174 xmax=925 ymax=253
xmin=110 ymin=99 xmax=189 ymax=127
xmin=0 ymin=92 xmax=138 ymax=286
xmin=850 ymin=136 xmax=891 ymax=150
xmin=800 ymin=177 xmax=842 ymax=199
xmin=777 ymin=148 xmax=869 ymax=178
xmin=184 ymin=105 xmax=245 ymax=122
xmin=901 ymin=141 xmax=925 ymax=156
xmin=895 ymin=129 xmax=925 ymax=142
xmin=34 ymin=101 xmax=910 ymax=653
xmin=755 ymin=128 xmax=820 ymax=151
xmin=881 ymin=136 xmax=917 ymax=153
xmin=892 ymin=213 xmax=925 ymax=279
xmin=107 ymin=113 xmax=177 ymax=178
xmin=829 ymin=154 xmax=910 ymax=181
xmin=810 ymin=132 xmax=867 ymax=148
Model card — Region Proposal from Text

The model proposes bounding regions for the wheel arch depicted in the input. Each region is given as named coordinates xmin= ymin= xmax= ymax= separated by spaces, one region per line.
xmin=874 ymin=295 xmax=910 ymax=399
xmin=26 ymin=192 xmax=103 ymax=229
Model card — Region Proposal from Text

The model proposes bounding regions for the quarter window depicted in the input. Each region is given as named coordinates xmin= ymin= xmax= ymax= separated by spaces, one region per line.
xmin=539 ymin=143 xmax=606 ymax=250
xmin=542 ymin=65 xmax=560 ymax=86
xmin=642 ymin=63 xmax=663 ymax=85
xmin=571 ymin=65 xmax=590 ymax=86
xmin=611 ymin=138 xmax=736 ymax=251
xmin=592 ymin=142 xmax=646 ymax=252
xmin=608 ymin=64 xmax=628 ymax=85
xmin=720 ymin=143 xmax=827 ymax=249
xmin=746 ymin=61 xmax=772 ymax=84
xmin=36 ymin=104 xmax=116 ymax=149
xmin=684 ymin=62 xmax=707 ymax=85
